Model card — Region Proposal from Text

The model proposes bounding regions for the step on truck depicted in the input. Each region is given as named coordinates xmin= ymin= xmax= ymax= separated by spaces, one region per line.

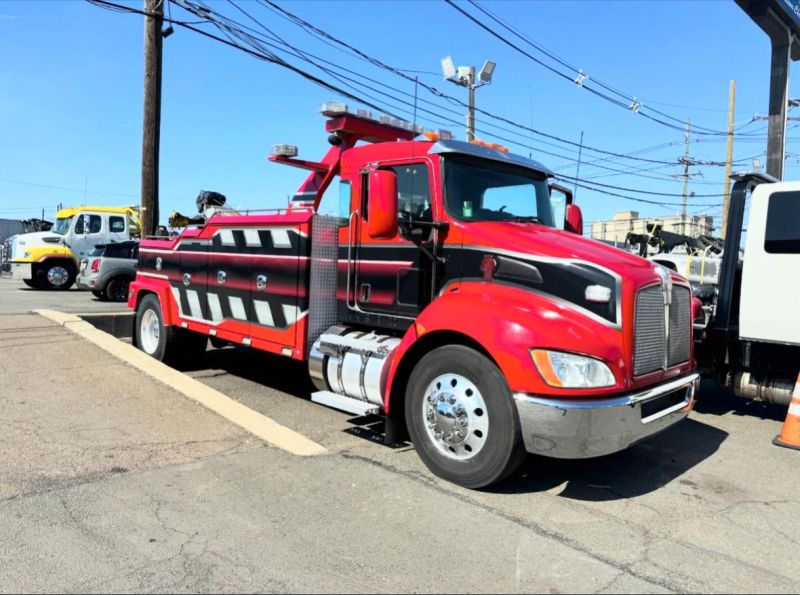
xmin=130 ymin=103 xmax=699 ymax=488
xmin=3 ymin=206 xmax=141 ymax=290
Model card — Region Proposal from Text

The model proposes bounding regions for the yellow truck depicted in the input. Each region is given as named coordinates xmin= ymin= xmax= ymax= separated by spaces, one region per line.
xmin=2 ymin=206 xmax=141 ymax=290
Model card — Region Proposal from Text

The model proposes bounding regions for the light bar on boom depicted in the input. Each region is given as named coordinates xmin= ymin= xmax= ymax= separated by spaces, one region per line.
xmin=319 ymin=102 xmax=424 ymax=135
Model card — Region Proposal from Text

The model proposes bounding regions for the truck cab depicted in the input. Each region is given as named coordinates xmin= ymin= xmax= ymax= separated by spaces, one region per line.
xmin=4 ymin=206 xmax=140 ymax=290
xmin=130 ymin=104 xmax=698 ymax=488
xmin=696 ymin=172 xmax=800 ymax=406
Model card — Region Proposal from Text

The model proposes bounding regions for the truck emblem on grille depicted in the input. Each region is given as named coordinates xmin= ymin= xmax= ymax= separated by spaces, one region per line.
xmin=655 ymin=265 xmax=672 ymax=305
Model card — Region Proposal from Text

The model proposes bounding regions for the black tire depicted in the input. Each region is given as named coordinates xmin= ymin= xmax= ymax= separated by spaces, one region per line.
xmin=405 ymin=345 xmax=526 ymax=489
xmin=104 ymin=276 xmax=131 ymax=302
xmin=92 ymin=290 xmax=108 ymax=300
xmin=23 ymin=279 xmax=40 ymax=289
xmin=35 ymin=261 xmax=76 ymax=290
xmin=135 ymin=294 xmax=207 ymax=365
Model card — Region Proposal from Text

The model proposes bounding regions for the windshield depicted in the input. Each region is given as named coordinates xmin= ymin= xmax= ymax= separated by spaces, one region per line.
xmin=444 ymin=156 xmax=556 ymax=227
xmin=53 ymin=217 xmax=72 ymax=235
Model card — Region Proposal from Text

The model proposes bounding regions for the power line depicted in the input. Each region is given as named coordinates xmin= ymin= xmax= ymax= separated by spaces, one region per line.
xmin=88 ymin=0 xmax=730 ymax=211
xmin=451 ymin=0 xmax=764 ymax=139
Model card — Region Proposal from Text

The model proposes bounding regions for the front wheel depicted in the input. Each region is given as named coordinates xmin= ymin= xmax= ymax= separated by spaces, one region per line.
xmin=405 ymin=345 xmax=526 ymax=489
xmin=23 ymin=279 xmax=40 ymax=289
xmin=36 ymin=262 xmax=75 ymax=290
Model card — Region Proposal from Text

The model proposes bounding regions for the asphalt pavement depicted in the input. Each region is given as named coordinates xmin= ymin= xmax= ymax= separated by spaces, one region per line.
xmin=0 ymin=277 xmax=128 ymax=315
xmin=1 ymin=279 xmax=799 ymax=593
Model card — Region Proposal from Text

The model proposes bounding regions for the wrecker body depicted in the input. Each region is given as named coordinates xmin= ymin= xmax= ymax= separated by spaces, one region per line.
xmin=130 ymin=104 xmax=698 ymax=487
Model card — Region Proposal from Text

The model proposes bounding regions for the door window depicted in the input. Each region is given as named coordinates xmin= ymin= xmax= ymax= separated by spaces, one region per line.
xmin=110 ymin=216 xmax=125 ymax=233
xmin=392 ymin=164 xmax=431 ymax=221
xmin=765 ymin=191 xmax=800 ymax=253
xmin=87 ymin=215 xmax=102 ymax=234
xmin=74 ymin=215 xmax=85 ymax=235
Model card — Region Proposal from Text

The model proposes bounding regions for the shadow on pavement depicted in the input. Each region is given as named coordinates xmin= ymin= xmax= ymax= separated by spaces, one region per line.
xmin=176 ymin=346 xmax=316 ymax=399
xmin=180 ymin=347 xmax=729 ymax=500
xmin=695 ymin=379 xmax=787 ymax=422
xmin=492 ymin=417 xmax=728 ymax=500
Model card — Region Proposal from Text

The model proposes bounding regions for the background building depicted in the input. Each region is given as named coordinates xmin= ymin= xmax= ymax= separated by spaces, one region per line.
xmin=0 ymin=219 xmax=26 ymax=243
xmin=590 ymin=211 xmax=714 ymax=244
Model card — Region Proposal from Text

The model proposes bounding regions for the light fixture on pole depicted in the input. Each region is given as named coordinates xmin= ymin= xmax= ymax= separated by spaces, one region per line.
xmin=441 ymin=56 xmax=496 ymax=142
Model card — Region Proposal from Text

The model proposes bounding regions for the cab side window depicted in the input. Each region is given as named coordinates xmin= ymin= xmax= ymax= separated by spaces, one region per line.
xmin=88 ymin=215 xmax=102 ymax=234
xmin=391 ymin=164 xmax=431 ymax=221
xmin=74 ymin=215 xmax=85 ymax=235
xmin=109 ymin=216 xmax=125 ymax=233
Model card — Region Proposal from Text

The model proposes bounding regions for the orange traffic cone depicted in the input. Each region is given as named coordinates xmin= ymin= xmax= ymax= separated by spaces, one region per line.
xmin=774 ymin=373 xmax=800 ymax=451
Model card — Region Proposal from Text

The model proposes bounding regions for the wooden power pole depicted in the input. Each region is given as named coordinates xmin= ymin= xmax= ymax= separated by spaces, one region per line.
xmin=722 ymin=80 xmax=736 ymax=240
xmin=681 ymin=118 xmax=691 ymax=235
xmin=141 ymin=0 xmax=164 ymax=236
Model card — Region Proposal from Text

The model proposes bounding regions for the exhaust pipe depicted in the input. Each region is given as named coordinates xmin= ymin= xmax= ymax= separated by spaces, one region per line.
xmin=731 ymin=372 xmax=794 ymax=406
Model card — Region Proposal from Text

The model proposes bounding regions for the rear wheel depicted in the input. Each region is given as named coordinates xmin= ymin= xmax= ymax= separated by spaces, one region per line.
xmin=23 ymin=279 xmax=40 ymax=289
xmin=405 ymin=345 xmax=526 ymax=489
xmin=104 ymin=276 xmax=131 ymax=302
xmin=135 ymin=294 xmax=207 ymax=365
xmin=36 ymin=262 xmax=75 ymax=290
xmin=91 ymin=290 xmax=108 ymax=300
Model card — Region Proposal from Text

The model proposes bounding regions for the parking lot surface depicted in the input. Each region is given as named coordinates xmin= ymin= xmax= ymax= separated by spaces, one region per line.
xmin=0 ymin=277 xmax=128 ymax=315
xmin=1 ymin=284 xmax=799 ymax=593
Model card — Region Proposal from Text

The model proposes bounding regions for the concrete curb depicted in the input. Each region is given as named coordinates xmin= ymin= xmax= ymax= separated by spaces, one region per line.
xmin=34 ymin=309 xmax=327 ymax=457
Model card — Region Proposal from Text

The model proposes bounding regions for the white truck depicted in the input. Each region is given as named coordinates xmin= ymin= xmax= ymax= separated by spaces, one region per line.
xmin=2 ymin=206 xmax=141 ymax=290
xmin=696 ymin=172 xmax=800 ymax=405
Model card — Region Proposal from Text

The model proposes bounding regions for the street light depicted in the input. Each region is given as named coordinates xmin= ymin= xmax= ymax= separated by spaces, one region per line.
xmin=441 ymin=56 xmax=496 ymax=141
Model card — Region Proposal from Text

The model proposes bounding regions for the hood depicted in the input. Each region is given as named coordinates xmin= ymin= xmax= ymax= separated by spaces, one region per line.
xmin=11 ymin=231 xmax=64 ymax=248
xmin=7 ymin=231 xmax=64 ymax=259
xmin=461 ymin=222 xmax=671 ymax=282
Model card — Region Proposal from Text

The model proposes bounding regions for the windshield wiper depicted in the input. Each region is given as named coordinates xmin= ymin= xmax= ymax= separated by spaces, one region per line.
xmin=506 ymin=215 xmax=540 ymax=223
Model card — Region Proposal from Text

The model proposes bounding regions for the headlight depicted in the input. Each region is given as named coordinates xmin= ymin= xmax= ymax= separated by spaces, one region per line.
xmin=530 ymin=349 xmax=615 ymax=388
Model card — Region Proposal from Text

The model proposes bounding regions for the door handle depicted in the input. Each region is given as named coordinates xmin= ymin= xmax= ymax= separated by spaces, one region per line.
xmin=183 ymin=273 xmax=191 ymax=287
xmin=256 ymin=274 xmax=268 ymax=290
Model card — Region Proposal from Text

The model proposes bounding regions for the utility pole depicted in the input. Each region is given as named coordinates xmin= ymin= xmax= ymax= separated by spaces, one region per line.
xmin=441 ymin=57 xmax=496 ymax=142
xmin=466 ymin=66 xmax=476 ymax=142
xmin=722 ymin=80 xmax=736 ymax=240
xmin=681 ymin=119 xmax=691 ymax=235
xmin=141 ymin=0 xmax=164 ymax=236
xmin=671 ymin=118 xmax=702 ymax=236
xmin=573 ymin=131 xmax=584 ymax=197
xmin=767 ymin=35 xmax=791 ymax=180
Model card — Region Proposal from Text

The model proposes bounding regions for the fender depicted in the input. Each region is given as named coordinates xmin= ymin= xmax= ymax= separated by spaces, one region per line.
xmin=383 ymin=281 xmax=630 ymax=413
xmin=128 ymin=277 xmax=180 ymax=327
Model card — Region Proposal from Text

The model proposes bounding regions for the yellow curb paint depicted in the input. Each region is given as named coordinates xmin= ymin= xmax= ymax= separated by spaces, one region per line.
xmin=34 ymin=309 xmax=327 ymax=457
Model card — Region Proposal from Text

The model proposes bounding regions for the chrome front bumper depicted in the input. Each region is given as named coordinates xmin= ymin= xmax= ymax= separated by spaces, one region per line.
xmin=514 ymin=373 xmax=699 ymax=459
xmin=9 ymin=262 xmax=32 ymax=281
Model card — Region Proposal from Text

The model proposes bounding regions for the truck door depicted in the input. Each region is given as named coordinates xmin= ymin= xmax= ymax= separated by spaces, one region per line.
xmin=739 ymin=187 xmax=800 ymax=345
xmin=350 ymin=161 xmax=435 ymax=322
xmin=108 ymin=214 xmax=129 ymax=243
xmin=71 ymin=212 xmax=105 ymax=260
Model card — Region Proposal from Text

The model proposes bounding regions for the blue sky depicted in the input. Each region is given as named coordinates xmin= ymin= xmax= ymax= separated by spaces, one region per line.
xmin=1 ymin=0 xmax=798 ymax=230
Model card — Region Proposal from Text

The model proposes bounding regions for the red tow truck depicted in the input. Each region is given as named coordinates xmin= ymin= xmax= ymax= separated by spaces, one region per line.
xmin=129 ymin=103 xmax=698 ymax=488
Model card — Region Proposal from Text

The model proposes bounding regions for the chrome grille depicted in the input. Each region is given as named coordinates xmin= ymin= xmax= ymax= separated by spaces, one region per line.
xmin=634 ymin=284 xmax=692 ymax=376
xmin=668 ymin=286 xmax=691 ymax=367
xmin=634 ymin=285 xmax=666 ymax=376
xmin=1 ymin=239 xmax=11 ymax=273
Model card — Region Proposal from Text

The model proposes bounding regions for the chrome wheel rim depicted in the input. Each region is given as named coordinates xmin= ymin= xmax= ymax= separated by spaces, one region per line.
xmin=422 ymin=373 xmax=488 ymax=460
xmin=47 ymin=266 xmax=69 ymax=287
xmin=140 ymin=309 xmax=160 ymax=355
